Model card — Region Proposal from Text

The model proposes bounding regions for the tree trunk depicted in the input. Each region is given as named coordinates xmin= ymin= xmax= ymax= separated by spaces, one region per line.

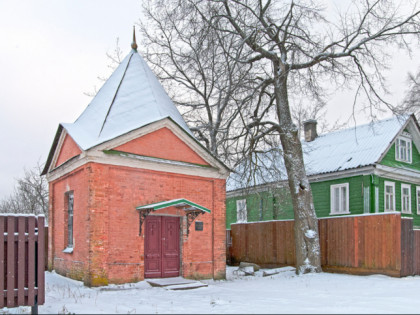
xmin=274 ymin=62 xmax=321 ymax=274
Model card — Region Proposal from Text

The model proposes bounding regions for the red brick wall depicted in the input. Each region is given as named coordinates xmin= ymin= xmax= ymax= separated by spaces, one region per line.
xmin=113 ymin=127 xmax=209 ymax=166
xmin=96 ymin=163 xmax=225 ymax=284
xmin=48 ymin=166 xmax=90 ymax=282
xmin=49 ymin=162 xmax=226 ymax=285
xmin=55 ymin=134 xmax=82 ymax=168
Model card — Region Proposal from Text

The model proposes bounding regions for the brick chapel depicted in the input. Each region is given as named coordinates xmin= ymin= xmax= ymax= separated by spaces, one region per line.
xmin=42 ymin=31 xmax=229 ymax=286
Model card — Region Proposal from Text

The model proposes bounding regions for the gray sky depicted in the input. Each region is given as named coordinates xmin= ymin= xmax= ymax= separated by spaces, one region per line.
xmin=0 ymin=0 xmax=419 ymax=200
xmin=0 ymin=0 xmax=142 ymax=199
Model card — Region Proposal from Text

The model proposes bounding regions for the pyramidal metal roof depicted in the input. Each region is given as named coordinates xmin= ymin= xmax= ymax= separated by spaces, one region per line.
xmin=62 ymin=49 xmax=192 ymax=150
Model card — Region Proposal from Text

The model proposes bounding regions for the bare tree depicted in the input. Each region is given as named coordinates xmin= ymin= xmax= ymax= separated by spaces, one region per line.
xmin=399 ymin=69 xmax=420 ymax=117
xmin=140 ymin=0 xmax=274 ymax=166
xmin=0 ymin=162 xmax=48 ymax=219
xmin=184 ymin=0 xmax=420 ymax=274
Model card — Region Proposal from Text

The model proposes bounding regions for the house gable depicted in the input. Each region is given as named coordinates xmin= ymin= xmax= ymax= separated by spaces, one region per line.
xmin=112 ymin=127 xmax=210 ymax=166
xmin=378 ymin=117 xmax=420 ymax=172
xmin=380 ymin=134 xmax=420 ymax=171
xmin=54 ymin=133 xmax=82 ymax=168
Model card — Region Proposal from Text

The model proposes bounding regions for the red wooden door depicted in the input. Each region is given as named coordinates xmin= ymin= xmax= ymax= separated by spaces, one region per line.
xmin=145 ymin=216 xmax=180 ymax=278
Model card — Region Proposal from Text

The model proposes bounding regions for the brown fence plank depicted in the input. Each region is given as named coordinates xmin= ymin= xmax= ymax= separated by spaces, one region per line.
xmin=27 ymin=216 xmax=35 ymax=306
xmin=0 ymin=216 xmax=4 ymax=308
xmin=320 ymin=219 xmax=327 ymax=266
xmin=414 ymin=230 xmax=420 ymax=275
xmin=271 ymin=222 xmax=277 ymax=265
xmin=6 ymin=217 xmax=15 ymax=307
xmin=400 ymin=218 xmax=414 ymax=277
xmin=37 ymin=216 xmax=45 ymax=304
xmin=286 ymin=221 xmax=295 ymax=265
xmin=17 ymin=217 xmax=26 ymax=306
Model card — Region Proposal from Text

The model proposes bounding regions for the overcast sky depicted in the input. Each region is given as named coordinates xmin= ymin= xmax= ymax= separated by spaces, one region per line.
xmin=0 ymin=0 xmax=419 ymax=200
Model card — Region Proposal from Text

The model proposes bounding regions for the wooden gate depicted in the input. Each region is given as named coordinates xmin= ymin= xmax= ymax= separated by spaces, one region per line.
xmin=144 ymin=216 xmax=180 ymax=278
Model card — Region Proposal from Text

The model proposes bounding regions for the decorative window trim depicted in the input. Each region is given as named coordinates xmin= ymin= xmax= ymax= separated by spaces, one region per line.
xmin=236 ymin=199 xmax=247 ymax=223
xmin=401 ymin=183 xmax=412 ymax=214
xmin=417 ymin=186 xmax=420 ymax=215
xmin=395 ymin=136 xmax=412 ymax=164
xmin=384 ymin=181 xmax=396 ymax=212
xmin=330 ymin=183 xmax=350 ymax=215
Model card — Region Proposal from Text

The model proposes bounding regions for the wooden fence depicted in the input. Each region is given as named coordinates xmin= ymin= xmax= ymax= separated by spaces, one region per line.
xmin=228 ymin=213 xmax=420 ymax=277
xmin=1 ymin=215 xmax=45 ymax=309
xmin=226 ymin=230 xmax=232 ymax=265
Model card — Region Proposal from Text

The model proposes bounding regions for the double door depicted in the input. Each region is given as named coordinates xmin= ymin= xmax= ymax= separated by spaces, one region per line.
xmin=144 ymin=216 xmax=180 ymax=278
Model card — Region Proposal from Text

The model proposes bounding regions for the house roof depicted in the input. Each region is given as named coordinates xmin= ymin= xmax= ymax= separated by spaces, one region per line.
xmin=227 ymin=114 xmax=418 ymax=191
xmin=303 ymin=114 xmax=414 ymax=176
xmin=62 ymin=49 xmax=192 ymax=151
xmin=42 ymin=44 xmax=210 ymax=176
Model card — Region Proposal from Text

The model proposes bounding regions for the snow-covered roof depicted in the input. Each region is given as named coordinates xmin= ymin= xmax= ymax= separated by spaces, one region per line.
xmin=227 ymin=114 xmax=415 ymax=191
xmin=303 ymin=114 xmax=411 ymax=175
xmin=62 ymin=49 xmax=192 ymax=150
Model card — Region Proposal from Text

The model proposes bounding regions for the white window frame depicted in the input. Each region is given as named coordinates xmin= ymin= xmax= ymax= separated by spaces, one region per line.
xmin=330 ymin=183 xmax=350 ymax=215
xmin=401 ymin=184 xmax=411 ymax=214
xmin=395 ymin=136 xmax=412 ymax=163
xmin=63 ymin=191 xmax=74 ymax=253
xmin=384 ymin=181 xmax=396 ymax=212
xmin=416 ymin=186 xmax=420 ymax=215
xmin=236 ymin=199 xmax=247 ymax=223
xmin=363 ymin=186 xmax=370 ymax=214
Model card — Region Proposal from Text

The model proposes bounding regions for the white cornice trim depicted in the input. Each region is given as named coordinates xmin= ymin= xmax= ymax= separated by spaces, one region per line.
xmin=46 ymin=150 xmax=228 ymax=183
xmin=307 ymin=166 xmax=374 ymax=183
xmin=375 ymin=164 xmax=420 ymax=182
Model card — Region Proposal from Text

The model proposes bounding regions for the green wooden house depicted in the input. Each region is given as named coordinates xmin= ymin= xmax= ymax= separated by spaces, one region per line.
xmin=226 ymin=114 xmax=420 ymax=229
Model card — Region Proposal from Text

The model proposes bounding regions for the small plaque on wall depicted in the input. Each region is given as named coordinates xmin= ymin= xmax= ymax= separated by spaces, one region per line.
xmin=195 ymin=221 xmax=203 ymax=231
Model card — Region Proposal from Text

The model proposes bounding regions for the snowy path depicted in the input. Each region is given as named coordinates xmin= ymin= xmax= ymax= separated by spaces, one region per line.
xmin=3 ymin=266 xmax=420 ymax=314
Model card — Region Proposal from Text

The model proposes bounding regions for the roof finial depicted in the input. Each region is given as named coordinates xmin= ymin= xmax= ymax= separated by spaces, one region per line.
xmin=131 ymin=26 xmax=138 ymax=51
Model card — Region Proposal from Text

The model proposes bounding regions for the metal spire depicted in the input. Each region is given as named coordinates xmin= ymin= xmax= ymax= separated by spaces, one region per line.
xmin=131 ymin=26 xmax=138 ymax=51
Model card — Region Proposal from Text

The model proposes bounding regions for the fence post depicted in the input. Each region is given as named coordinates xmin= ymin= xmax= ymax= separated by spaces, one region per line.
xmin=0 ymin=216 xmax=4 ymax=309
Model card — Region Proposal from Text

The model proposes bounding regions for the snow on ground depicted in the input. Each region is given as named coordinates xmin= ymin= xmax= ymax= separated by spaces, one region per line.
xmin=3 ymin=266 xmax=420 ymax=314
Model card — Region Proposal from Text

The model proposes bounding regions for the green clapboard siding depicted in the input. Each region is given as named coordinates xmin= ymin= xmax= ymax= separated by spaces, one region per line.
xmin=226 ymin=188 xmax=293 ymax=229
xmin=311 ymin=175 xmax=365 ymax=217
xmin=226 ymin=175 xmax=366 ymax=228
